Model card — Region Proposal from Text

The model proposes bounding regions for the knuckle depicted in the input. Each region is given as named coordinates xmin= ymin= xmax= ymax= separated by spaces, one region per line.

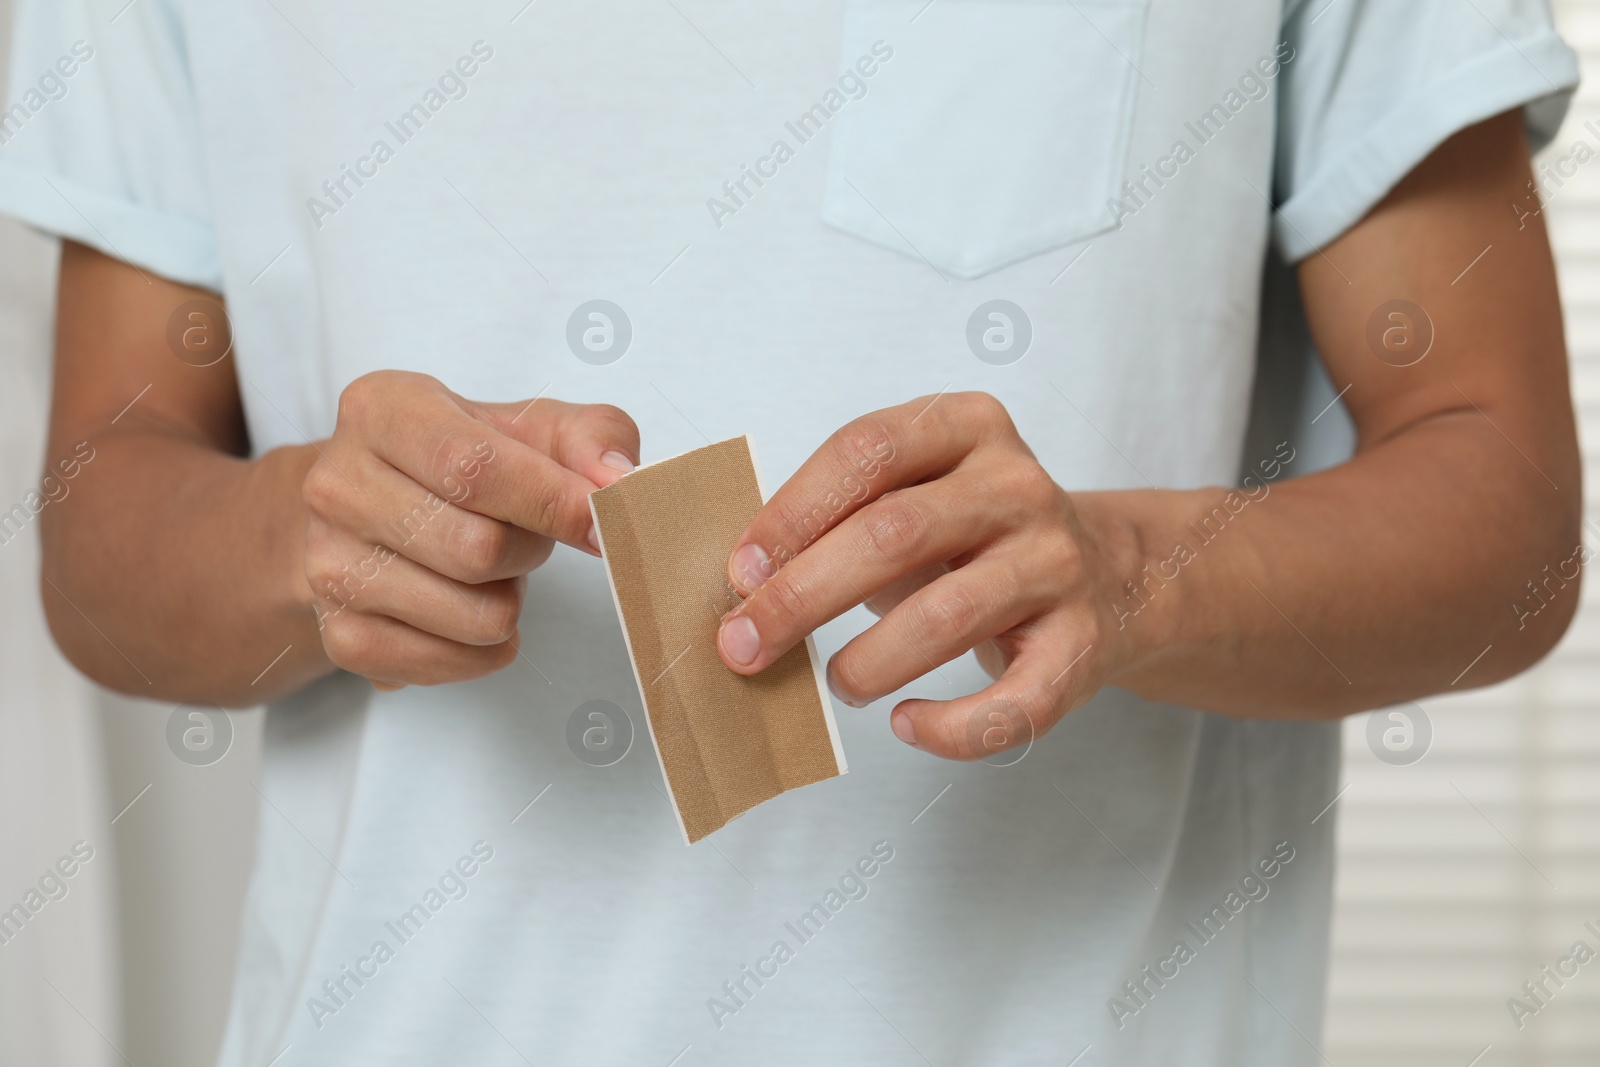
xmin=988 ymin=556 xmax=1027 ymax=608
xmin=1006 ymin=460 xmax=1055 ymax=501
xmin=1027 ymin=528 xmax=1083 ymax=592
xmin=829 ymin=651 xmax=874 ymax=704
xmin=335 ymin=376 xmax=374 ymax=427
xmin=833 ymin=417 xmax=898 ymax=481
xmin=863 ymin=495 xmax=930 ymax=561
xmin=523 ymin=535 xmax=556 ymax=571
xmin=319 ymin=615 xmax=373 ymax=673
xmin=301 ymin=526 xmax=345 ymax=594
xmin=429 ymin=436 xmax=482 ymax=500
xmin=1076 ymin=619 xmax=1106 ymax=663
xmin=584 ymin=403 xmax=639 ymax=445
xmin=1067 ymin=607 xmax=1106 ymax=656
xmin=759 ymin=572 xmax=813 ymax=634
xmin=301 ymin=462 xmax=343 ymax=518
xmin=949 ymin=695 xmax=1040 ymax=761
xmin=1009 ymin=687 xmax=1055 ymax=733
xmin=461 ymin=632 xmax=522 ymax=678
xmin=979 ymin=685 xmax=1050 ymax=739
xmin=959 ymin=390 xmax=1011 ymax=428
xmin=304 ymin=554 xmax=343 ymax=598
xmin=525 ymin=480 xmax=574 ymax=540
xmin=336 ymin=371 xmax=397 ymax=427
xmin=996 ymin=465 xmax=1060 ymax=525
xmin=915 ymin=585 xmax=981 ymax=646
xmin=1048 ymin=533 xmax=1084 ymax=580
xmin=449 ymin=516 xmax=510 ymax=581
xmin=775 ymin=498 xmax=831 ymax=551
xmin=925 ymin=711 xmax=976 ymax=760
xmin=468 ymin=584 xmax=524 ymax=643
xmin=339 ymin=371 xmax=444 ymax=433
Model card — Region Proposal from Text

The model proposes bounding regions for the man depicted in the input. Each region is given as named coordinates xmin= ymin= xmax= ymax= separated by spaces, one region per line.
xmin=0 ymin=0 xmax=1582 ymax=1063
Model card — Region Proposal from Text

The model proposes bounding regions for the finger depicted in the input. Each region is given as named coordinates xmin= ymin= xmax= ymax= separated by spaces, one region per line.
xmin=865 ymin=564 xmax=948 ymax=618
xmin=727 ymin=392 xmax=1011 ymax=594
xmin=366 ymin=564 xmax=526 ymax=648
xmin=715 ymin=474 xmax=1007 ymax=675
xmin=304 ymin=451 xmax=554 ymax=583
xmin=825 ymin=556 xmax=1047 ymax=707
xmin=886 ymin=615 xmax=1099 ymax=761
xmin=307 ymin=525 xmax=526 ymax=646
xmin=340 ymin=374 xmax=605 ymax=550
xmin=474 ymin=398 xmax=640 ymax=488
xmin=320 ymin=609 xmax=521 ymax=687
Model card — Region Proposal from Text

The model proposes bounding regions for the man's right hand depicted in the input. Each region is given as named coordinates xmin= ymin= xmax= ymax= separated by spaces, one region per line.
xmin=302 ymin=371 xmax=637 ymax=689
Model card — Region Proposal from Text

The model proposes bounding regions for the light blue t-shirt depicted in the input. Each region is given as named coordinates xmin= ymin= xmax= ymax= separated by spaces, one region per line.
xmin=0 ymin=1 xmax=1577 ymax=1064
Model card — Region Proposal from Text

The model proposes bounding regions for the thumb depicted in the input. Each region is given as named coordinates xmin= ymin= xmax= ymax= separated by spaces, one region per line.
xmin=548 ymin=402 xmax=640 ymax=488
xmin=473 ymin=398 xmax=640 ymax=488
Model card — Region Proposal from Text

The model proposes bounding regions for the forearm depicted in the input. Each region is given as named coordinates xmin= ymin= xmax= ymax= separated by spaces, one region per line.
xmin=40 ymin=420 xmax=333 ymax=706
xmin=1091 ymin=414 xmax=1582 ymax=720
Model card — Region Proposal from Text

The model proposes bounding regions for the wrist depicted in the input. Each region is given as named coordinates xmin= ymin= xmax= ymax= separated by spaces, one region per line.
xmin=1073 ymin=488 xmax=1205 ymax=689
xmin=258 ymin=442 xmax=323 ymax=620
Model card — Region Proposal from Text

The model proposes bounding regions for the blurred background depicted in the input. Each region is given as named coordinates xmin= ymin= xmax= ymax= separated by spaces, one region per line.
xmin=1 ymin=3 xmax=1598 ymax=1067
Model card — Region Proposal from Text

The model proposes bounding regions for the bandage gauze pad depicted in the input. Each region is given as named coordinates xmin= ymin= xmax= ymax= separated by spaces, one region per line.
xmin=589 ymin=436 xmax=847 ymax=843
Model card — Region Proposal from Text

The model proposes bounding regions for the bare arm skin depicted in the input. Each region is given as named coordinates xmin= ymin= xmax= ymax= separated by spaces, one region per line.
xmin=42 ymin=245 xmax=322 ymax=705
xmin=42 ymin=242 xmax=637 ymax=706
xmin=717 ymin=111 xmax=1582 ymax=756
xmin=1110 ymin=110 xmax=1581 ymax=715
xmin=41 ymin=111 xmax=1578 ymax=741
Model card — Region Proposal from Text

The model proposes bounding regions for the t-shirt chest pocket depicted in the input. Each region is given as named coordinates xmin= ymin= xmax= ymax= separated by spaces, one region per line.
xmin=820 ymin=0 xmax=1149 ymax=279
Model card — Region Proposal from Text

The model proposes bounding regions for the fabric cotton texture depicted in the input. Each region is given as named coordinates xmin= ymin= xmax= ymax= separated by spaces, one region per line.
xmin=590 ymin=436 xmax=845 ymax=843
xmin=0 ymin=0 xmax=1577 ymax=1064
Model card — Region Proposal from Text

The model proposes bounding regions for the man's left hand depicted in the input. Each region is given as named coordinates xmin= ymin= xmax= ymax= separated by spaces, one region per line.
xmin=717 ymin=392 xmax=1128 ymax=760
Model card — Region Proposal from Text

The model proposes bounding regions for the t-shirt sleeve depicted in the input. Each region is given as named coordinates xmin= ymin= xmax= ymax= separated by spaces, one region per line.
xmin=0 ymin=0 xmax=220 ymax=289
xmin=1273 ymin=0 xmax=1580 ymax=263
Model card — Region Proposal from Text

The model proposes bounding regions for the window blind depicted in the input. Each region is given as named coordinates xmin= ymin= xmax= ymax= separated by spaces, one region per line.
xmin=1324 ymin=5 xmax=1600 ymax=1064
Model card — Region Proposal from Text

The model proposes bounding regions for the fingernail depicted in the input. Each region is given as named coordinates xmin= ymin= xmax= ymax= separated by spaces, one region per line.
xmin=601 ymin=451 xmax=635 ymax=474
xmin=372 ymin=680 xmax=407 ymax=693
xmin=891 ymin=711 xmax=917 ymax=746
xmin=732 ymin=542 xmax=771 ymax=592
xmin=587 ymin=524 xmax=601 ymax=554
xmin=720 ymin=615 xmax=761 ymax=667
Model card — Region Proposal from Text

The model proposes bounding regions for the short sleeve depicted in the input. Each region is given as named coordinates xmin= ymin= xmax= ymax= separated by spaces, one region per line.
xmin=1273 ymin=0 xmax=1580 ymax=262
xmin=0 ymin=0 xmax=220 ymax=289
